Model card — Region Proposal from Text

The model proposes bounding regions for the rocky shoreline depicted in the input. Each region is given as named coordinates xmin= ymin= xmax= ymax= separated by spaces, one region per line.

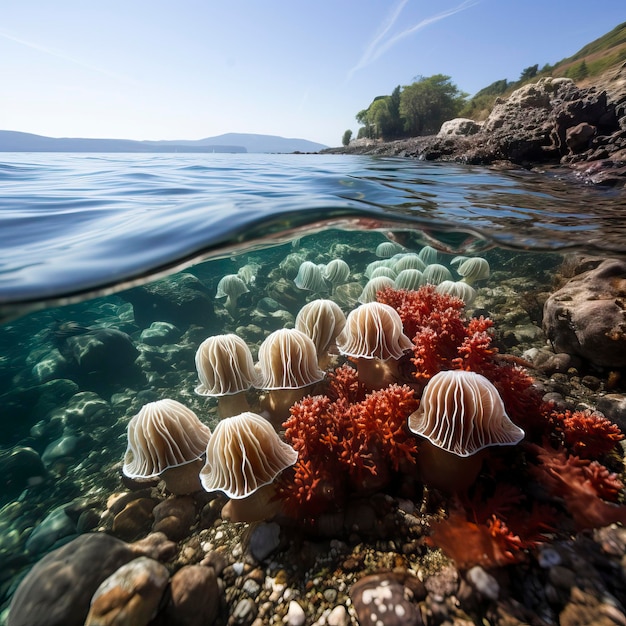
xmin=324 ymin=68 xmax=626 ymax=188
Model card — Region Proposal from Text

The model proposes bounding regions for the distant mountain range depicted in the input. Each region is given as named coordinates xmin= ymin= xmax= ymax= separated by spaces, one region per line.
xmin=0 ymin=130 xmax=328 ymax=153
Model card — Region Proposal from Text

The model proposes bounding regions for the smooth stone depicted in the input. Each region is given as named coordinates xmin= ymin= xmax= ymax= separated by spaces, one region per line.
xmin=248 ymin=522 xmax=281 ymax=561
xmin=0 ymin=446 xmax=46 ymax=499
xmin=466 ymin=565 xmax=499 ymax=601
xmin=162 ymin=565 xmax=220 ymax=626
xmin=112 ymin=498 xmax=157 ymax=542
xmin=85 ymin=556 xmax=169 ymax=626
xmin=350 ymin=574 xmax=423 ymax=625
xmin=25 ymin=505 xmax=77 ymax=554
xmin=326 ymin=605 xmax=350 ymax=626
xmin=151 ymin=495 xmax=196 ymax=541
xmin=285 ymin=600 xmax=306 ymax=626
xmin=41 ymin=434 xmax=92 ymax=468
xmin=8 ymin=533 xmax=136 ymax=626
xmin=32 ymin=349 xmax=69 ymax=383
xmin=139 ymin=321 xmax=182 ymax=346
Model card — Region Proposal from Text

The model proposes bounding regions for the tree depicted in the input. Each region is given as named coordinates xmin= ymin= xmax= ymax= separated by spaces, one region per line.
xmin=569 ymin=60 xmax=589 ymax=81
xmin=342 ymin=129 xmax=353 ymax=146
xmin=399 ymin=74 xmax=467 ymax=136
xmin=519 ymin=64 xmax=539 ymax=82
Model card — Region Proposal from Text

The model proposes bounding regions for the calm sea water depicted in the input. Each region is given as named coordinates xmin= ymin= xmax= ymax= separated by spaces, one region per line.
xmin=0 ymin=152 xmax=625 ymax=622
xmin=1 ymin=152 xmax=624 ymax=316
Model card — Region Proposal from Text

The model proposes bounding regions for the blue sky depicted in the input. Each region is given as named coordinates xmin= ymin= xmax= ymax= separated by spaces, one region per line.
xmin=1 ymin=1 xmax=624 ymax=147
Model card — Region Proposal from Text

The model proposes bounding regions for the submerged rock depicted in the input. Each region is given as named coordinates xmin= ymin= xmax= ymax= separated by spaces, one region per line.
xmin=84 ymin=556 xmax=169 ymax=626
xmin=543 ymin=259 xmax=626 ymax=368
xmin=121 ymin=272 xmax=215 ymax=329
xmin=0 ymin=446 xmax=46 ymax=495
xmin=162 ymin=564 xmax=220 ymax=626
xmin=8 ymin=533 xmax=136 ymax=626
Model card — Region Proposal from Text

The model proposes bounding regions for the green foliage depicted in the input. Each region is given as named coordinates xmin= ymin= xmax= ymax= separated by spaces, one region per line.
xmin=341 ymin=129 xmax=352 ymax=146
xmin=519 ymin=64 xmax=539 ymax=82
xmin=399 ymin=74 xmax=467 ymax=136
xmin=565 ymin=60 xmax=589 ymax=81
xmin=474 ymin=79 xmax=511 ymax=98
xmin=354 ymin=86 xmax=404 ymax=140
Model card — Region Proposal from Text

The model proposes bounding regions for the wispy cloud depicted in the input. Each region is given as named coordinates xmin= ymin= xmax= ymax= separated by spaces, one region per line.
xmin=348 ymin=0 xmax=479 ymax=79
xmin=0 ymin=29 xmax=135 ymax=84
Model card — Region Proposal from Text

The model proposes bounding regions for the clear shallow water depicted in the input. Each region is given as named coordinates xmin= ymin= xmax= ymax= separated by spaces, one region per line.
xmin=1 ymin=152 xmax=625 ymax=623
xmin=1 ymin=152 xmax=624 ymax=318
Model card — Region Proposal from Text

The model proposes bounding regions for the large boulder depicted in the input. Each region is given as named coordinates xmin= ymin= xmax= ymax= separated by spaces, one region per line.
xmin=438 ymin=118 xmax=482 ymax=138
xmin=8 ymin=533 xmax=136 ymax=626
xmin=543 ymin=259 xmax=626 ymax=368
xmin=121 ymin=273 xmax=215 ymax=329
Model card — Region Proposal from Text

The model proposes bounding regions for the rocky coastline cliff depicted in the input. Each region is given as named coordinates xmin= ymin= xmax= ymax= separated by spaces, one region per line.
xmin=326 ymin=66 xmax=626 ymax=187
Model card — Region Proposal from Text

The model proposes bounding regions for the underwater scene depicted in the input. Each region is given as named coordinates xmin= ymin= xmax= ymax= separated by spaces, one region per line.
xmin=2 ymin=154 xmax=626 ymax=626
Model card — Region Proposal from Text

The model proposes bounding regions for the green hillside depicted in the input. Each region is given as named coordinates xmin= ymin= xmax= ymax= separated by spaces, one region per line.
xmin=461 ymin=21 xmax=626 ymax=120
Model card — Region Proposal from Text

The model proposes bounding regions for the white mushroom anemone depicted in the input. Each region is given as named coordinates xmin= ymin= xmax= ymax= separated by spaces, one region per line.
xmin=418 ymin=245 xmax=439 ymax=265
xmin=123 ymin=399 xmax=212 ymax=495
xmin=336 ymin=302 xmax=414 ymax=389
xmin=394 ymin=269 xmax=424 ymax=291
xmin=393 ymin=253 xmax=427 ymax=273
xmin=422 ymin=263 xmax=453 ymax=285
xmin=199 ymin=411 xmax=298 ymax=522
xmin=408 ymin=370 xmax=524 ymax=492
xmin=357 ymin=276 xmax=395 ymax=304
xmin=295 ymin=299 xmax=346 ymax=369
xmin=256 ymin=328 xmax=325 ymax=425
xmin=376 ymin=241 xmax=403 ymax=258
xmin=215 ymin=274 xmax=249 ymax=318
xmin=435 ymin=280 xmax=477 ymax=306
xmin=294 ymin=261 xmax=327 ymax=293
xmin=194 ymin=334 xmax=259 ymax=418
xmin=457 ymin=257 xmax=490 ymax=285
xmin=322 ymin=259 xmax=351 ymax=294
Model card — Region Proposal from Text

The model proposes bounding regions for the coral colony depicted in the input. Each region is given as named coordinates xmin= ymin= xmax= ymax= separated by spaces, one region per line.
xmin=276 ymin=284 xmax=626 ymax=566
xmin=127 ymin=272 xmax=626 ymax=571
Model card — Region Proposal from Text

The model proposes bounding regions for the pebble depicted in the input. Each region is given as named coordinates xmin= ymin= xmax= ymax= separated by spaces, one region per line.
xmin=466 ymin=565 xmax=499 ymax=601
xmin=249 ymin=521 xmax=281 ymax=561
xmin=326 ymin=605 xmax=350 ymax=626
xmin=231 ymin=597 xmax=257 ymax=625
xmin=25 ymin=505 xmax=77 ymax=554
xmin=538 ymin=546 xmax=562 ymax=568
xmin=285 ymin=600 xmax=306 ymax=626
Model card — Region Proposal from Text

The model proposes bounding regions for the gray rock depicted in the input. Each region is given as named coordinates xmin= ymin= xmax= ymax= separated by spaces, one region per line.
xmin=248 ymin=522 xmax=281 ymax=561
xmin=438 ymin=118 xmax=481 ymax=137
xmin=25 ymin=505 xmax=77 ymax=554
xmin=41 ymin=433 xmax=93 ymax=468
xmin=0 ymin=446 xmax=46 ymax=500
xmin=543 ymin=259 xmax=626 ymax=367
xmin=121 ymin=272 xmax=215 ymax=329
xmin=139 ymin=321 xmax=182 ymax=346
xmin=8 ymin=533 xmax=136 ymax=626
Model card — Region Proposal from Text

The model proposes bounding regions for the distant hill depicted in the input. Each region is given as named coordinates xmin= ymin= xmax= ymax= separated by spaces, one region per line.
xmin=0 ymin=130 xmax=327 ymax=153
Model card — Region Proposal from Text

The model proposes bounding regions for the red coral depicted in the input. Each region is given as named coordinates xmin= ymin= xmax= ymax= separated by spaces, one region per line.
xmin=527 ymin=443 xmax=626 ymax=530
xmin=278 ymin=384 xmax=419 ymax=520
xmin=552 ymin=409 xmax=623 ymax=458
xmin=327 ymin=362 xmax=364 ymax=404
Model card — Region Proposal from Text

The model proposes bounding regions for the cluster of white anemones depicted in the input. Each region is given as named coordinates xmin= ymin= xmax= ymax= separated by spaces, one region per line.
xmin=121 ymin=241 xmax=509 ymax=520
